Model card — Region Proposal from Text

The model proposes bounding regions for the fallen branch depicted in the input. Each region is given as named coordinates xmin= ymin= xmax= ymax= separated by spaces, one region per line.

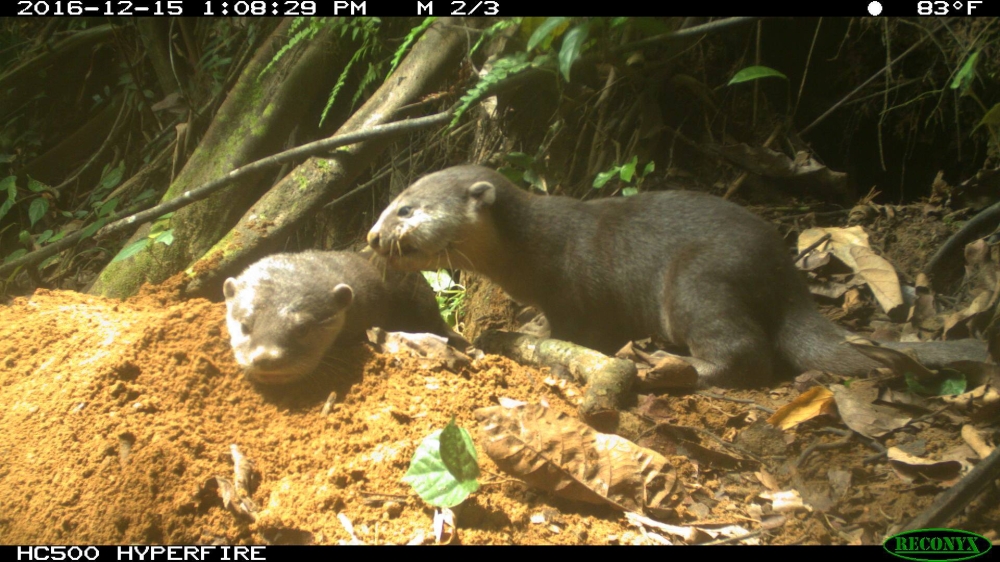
xmin=475 ymin=330 xmax=636 ymax=428
xmin=903 ymin=445 xmax=1000 ymax=530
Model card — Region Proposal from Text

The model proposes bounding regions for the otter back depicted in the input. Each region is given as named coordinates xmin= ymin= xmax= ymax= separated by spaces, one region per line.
xmin=367 ymin=165 xmax=988 ymax=387
xmin=223 ymin=250 xmax=449 ymax=384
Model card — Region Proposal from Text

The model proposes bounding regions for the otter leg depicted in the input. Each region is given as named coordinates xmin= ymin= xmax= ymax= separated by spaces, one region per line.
xmin=665 ymin=291 xmax=775 ymax=388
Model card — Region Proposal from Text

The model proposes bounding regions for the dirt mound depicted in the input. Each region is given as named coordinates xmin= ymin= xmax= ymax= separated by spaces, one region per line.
xmin=0 ymin=285 xmax=628 ymax=545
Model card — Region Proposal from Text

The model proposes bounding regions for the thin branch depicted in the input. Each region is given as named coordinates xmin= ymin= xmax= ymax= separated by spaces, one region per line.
xmin=94 ymin=110 xmax=453 ymax=240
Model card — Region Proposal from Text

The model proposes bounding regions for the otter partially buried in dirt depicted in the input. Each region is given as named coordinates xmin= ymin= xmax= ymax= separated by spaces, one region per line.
xmin=223 ymin=250 xmax=451 ymax=384
xmin=367 ymin=165 xmax=987 ymax=387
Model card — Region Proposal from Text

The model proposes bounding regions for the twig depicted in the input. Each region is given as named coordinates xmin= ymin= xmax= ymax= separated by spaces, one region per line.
xmin=94 ymin=111 xmax=453 ymax=240
xmin=699 ymin=528 xmax=764 ymax=546
xmin=800 ymin=20 xmax=947 ymax=136
xmin=696 ymin=391 xmax=775 ymax=414
xmin=796 ymin=433 xmax=853 ymax=468
xmin=793 ymin=232 xmax=831 ymax=264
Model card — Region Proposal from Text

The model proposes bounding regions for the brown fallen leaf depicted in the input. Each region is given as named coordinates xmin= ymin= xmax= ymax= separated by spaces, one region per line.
xmin=766 ymin=386 xmax=836 ymax=431
xmin=474 ymin=402 xmax=680 ymax=513
xmin=887 ymin=447 xmax=964 ymax=483
xmin=830 ymin=383 xmax=912 ymax=439
xmin=798 ymin=226 xmax=903 ymax=314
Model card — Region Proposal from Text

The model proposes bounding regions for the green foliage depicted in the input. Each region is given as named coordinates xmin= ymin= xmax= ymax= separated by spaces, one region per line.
xmin=320 ymin=18 xmax=383 ymax=126
xmin=388 ymin=17 xmax=437 ymax=77
xmin=593 ymin=156 xmax=654 ymax=194
xmin=526 ymin=17 xmax=569 ymax=52
xmin=728 ymin=65 xmax=788 ymax=85
xmin=951 ymin=51 xmax=979 ymax=95
xmin=422 ymin=270 xmax=465 ymax=327
xmin=262 ymin=17 xmax=328 ymax=78
xmin=471 ymin=19 xmax=520 ymax=56
xmin=558 ymin=23 xmax=590 ymax=82
xmin=905 ymin=371 xmax=967 ymax=396
xmin=498 ymin=151 xmax=549 ymax=192
xmin=452 ymin=52 xmax=534 ymax=127
xmin=402 ymin=417 xmax=480 ymax=508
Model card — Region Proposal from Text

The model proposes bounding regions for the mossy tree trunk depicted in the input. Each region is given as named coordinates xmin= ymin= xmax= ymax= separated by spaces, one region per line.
xmin=88 ymin=19 xmax=336 ymax=298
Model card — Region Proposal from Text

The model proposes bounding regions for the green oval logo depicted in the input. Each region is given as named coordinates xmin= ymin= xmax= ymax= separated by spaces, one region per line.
xmin=884 ymin=529 xmax=992 ymax=562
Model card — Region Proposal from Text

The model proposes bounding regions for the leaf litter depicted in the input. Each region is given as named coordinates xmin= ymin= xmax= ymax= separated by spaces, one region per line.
xmin=2 ymin=212 xmax=1000 ymax=544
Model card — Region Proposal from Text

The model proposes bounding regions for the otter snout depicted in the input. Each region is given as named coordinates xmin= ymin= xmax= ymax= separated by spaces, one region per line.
xmin=366 ymin=228 xmax=385 ymax=255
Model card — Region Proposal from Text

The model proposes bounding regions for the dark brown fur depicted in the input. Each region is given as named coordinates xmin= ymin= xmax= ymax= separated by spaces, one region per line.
xmin=368 ymin=165 xmax=987 ymax=387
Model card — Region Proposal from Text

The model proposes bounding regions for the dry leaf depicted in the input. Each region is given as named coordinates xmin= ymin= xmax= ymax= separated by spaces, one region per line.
xmin=766 ymin=386 xmax=835 ymax=430
xmin=887 ymin=447 xmax=963 ymax=483
xmin=831 ymin=384 xmax=911 ymax=439
xmin=798 ymin=226 xmax=903 ymax=314
xmin=475 ymin=403 xmax=680 ymax=513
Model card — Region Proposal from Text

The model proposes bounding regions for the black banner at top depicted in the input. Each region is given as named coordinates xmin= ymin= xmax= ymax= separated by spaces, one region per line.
xmin=6 ymin=0 xmax=999 ymax=17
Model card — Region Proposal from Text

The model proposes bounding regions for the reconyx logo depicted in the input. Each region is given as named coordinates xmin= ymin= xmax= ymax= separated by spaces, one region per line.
xmin=884 ymin=529 xmax=991 ymax=562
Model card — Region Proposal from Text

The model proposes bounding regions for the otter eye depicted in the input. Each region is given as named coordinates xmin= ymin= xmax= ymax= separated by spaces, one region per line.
xmin=397 ymin=205 xmax=413 ymax=218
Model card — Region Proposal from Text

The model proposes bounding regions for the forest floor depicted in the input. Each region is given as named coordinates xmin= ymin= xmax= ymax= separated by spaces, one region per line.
xmin=1 ymin=205 xmax=998 ymax=546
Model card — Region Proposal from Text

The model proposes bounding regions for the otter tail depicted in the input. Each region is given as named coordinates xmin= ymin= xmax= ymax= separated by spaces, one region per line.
xmin=776 ymin=305 xmax=988 ymax=376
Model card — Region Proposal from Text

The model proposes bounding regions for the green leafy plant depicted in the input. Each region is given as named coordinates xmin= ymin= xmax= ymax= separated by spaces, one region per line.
xmin=422 ymin=270 xmax=466 ymax=328
xmin=593 ymin=156 xmax=654 ymax=195
xmin=728 ymin=65 xmax=788 ymax=85
xmin=905 ymin=371 xmax=967 ymax=397
xmin=402 ymin=417 xmax=480 ymax=508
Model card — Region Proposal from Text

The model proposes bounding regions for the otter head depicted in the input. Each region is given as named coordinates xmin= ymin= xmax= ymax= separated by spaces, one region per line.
xmin=367 ymin=165 xmax=499 ymax=272
xmin=223 ymin=255 xmax=355 ymax=384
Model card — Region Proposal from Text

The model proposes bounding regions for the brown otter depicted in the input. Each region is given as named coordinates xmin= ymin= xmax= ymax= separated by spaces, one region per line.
xmin=223 ymin=250 xmax=452 ymax=384
xmin=367 ymin=165 xmax=987 ymax=387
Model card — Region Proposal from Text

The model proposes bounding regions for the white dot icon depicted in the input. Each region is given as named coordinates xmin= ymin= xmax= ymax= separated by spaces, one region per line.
xmin=868 ymin=1 xmax=883 ymax=15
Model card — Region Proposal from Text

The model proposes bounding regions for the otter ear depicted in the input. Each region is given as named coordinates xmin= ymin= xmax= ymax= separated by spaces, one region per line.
xmin=468 ymin=180 xmax=496 ymax=206
xmin=332 ymin=283 xmax=354 ymax=309
xmin=223 ymin=278 xmax=238 ymax=300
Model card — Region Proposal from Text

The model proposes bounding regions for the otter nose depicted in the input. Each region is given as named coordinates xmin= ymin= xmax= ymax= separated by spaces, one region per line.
xmin=367 ymin=229 xmax=381 ymax=251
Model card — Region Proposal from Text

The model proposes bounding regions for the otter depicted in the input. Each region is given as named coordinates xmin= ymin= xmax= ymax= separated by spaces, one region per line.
xmin=223 ymin=250 xmax=452 ymax=384
xmin=367 ymin=165 xmax=987 ymax=387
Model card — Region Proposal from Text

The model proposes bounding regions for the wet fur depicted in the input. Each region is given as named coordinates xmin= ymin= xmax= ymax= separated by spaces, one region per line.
xmin=368 ymin=165 xmax=988 ymax=387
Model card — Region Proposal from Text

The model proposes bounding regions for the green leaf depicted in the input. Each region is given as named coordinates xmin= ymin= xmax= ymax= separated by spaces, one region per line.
xmin=49 ymin=230 xmax=67 ymax=243
xmin=974 ymin=103 xmax=1000 ymax=132
xmin=28 ymin=197 xmax=48 ymax=226
xmin=440 ymin=417 xmax=480 ymax=483
xmin=4 ymin=248 xmax=27 ymax=264
xmin=98 ymin=160 xmax=125 ymax=192
xmin=559 ymin=23 xmax=589 ymax=82
xmin=728 ymin=65 xmax=788 ymax=85
xmin=402 ymin=427 xmax=480 ymax=508
xmin=527 ymin=17 xmax=569 ymax=52
xmin=2 ymin=175 xmax=16 ymax=200
xmin=503 ymin=152 xmax=535 ymax=168
xmin=642 ymin=160 xmax=655 ymax=177
xmin=593 ymin=168 xmax=620 ymax=188
xmin=27 ymin=178 xmax=48 ymax=193
xmin=36 ymin=229 xmax=53 ymax=244
xmin=619 ymin=155 xmax=638 ymax=183
xmin=904 ymin=371 xmax=967 ymax=396
xmin=98 ymin=198 xmax=119 ymax=218
xmin=152 ymin=229 xmax=174 ymax=246
xmin=951 ymin=51 xmax=979 ymax=94
xmin=111 ymin=238 xmax=150 ymax=263
xmin=497 ymin=166 xmax=524 ymax=184
xmin=80 ymin=217 xmax=108 ymax=239
xmin=622 ymin=187 xmax=639 ymax=197
xmin=0 ymin=199 xmax=13 ymax=222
